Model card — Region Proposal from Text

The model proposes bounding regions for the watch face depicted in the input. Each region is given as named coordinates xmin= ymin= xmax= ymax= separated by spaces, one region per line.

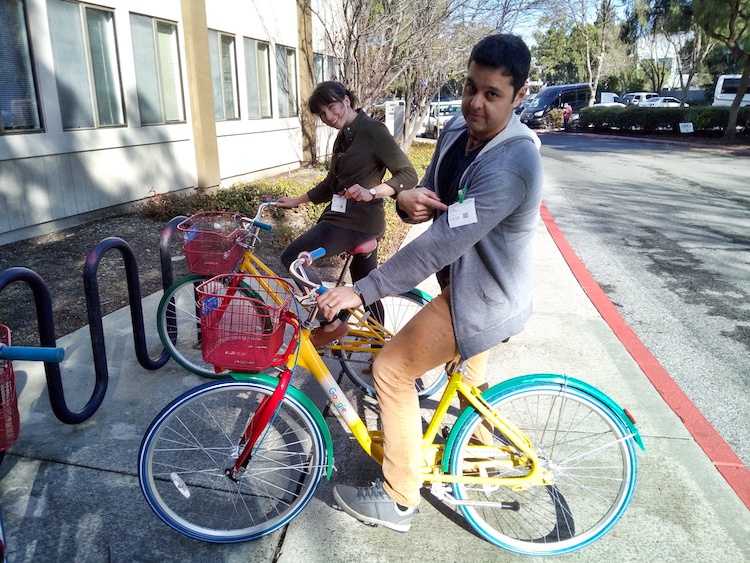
xmin=369 ymin=188 xmax=377 ymax=195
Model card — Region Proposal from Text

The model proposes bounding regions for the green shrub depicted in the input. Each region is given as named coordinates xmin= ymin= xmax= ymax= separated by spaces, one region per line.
xmin=543 ymin=108 xmax=564 ymax=130
xmin=577 ymin=105 xmax=749 ymax=137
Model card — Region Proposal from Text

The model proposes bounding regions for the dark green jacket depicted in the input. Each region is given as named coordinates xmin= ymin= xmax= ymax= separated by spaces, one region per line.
xmin=306 ymin=110 xmax=418 ymax=235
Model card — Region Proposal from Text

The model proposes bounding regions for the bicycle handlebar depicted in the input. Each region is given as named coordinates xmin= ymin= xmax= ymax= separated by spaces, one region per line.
xmin=0 ymin=343 xmax=65 ymax=363
xmin=288 ymin=248 xmax=327 ymax=294
xmin=234 ymin=201 xmax=280 ymax=234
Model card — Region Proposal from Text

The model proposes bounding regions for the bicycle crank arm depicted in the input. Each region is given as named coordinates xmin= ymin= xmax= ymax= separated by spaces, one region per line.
xmin=429 ymin=483 xmax=520 ymax=510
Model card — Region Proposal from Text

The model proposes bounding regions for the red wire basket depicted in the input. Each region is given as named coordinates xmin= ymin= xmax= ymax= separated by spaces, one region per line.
xmin=178 ymin=212 xmax=243 ymax=275
xmin=0 ymin=325 xmax=20 ymax=451
xmin=196 ymin=275 xmax=297 ymax=372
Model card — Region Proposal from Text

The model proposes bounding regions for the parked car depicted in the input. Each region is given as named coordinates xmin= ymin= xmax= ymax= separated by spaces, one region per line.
xmin=638 ymin=96 xmax=688 ymax=108
xmin=593 ymin=101 xmax=626 ymax=108
xmin=712 ymin=74 xmax=750 ymax=107
xmin=418 ymin=109 xmax=437 ymax=137
xmin=435 ymin=101 xmax=462 ymax=130
xmin=515 ymin=93 xmax=537 ymax=115
xmin=597 ymin=92 xmax=622 ymax=105
xmin=622 ymin=92 xmax=659 ymax=106
xmin=520 ymin=83 xmax=591 ymax=127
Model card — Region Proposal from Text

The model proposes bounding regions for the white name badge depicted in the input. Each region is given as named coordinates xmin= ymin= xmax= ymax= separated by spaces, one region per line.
xmin=448 ymin=198 xmax=477 ymax=227
xmin=331 ymin=193 xmax=347 ymax=213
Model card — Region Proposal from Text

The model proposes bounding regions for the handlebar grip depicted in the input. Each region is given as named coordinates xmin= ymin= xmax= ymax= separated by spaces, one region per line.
xmin=0 ymin=344 xmax=65 ymax=363
xmin=316 ymin=286 xmax=327 ymax=294
xmin=310 ymin=247 xmax=326 ymax=259
xmin=253 ymin=221 xmax=272 ymax=231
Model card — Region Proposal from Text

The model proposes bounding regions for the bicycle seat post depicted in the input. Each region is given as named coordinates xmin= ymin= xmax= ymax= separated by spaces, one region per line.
xmin=334 ymin=254 xmax=354 ymax=287
xmin=335 ymin=239 xmax=378 ymax=288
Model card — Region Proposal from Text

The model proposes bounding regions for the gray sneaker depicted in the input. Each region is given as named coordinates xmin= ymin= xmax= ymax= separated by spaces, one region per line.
xmin=332 ymin=480 xmax=418 ymax=532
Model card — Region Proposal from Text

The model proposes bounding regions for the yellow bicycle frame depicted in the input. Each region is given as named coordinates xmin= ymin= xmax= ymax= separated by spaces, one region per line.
xmin=285 ymin=329 xmax=552 ymax=489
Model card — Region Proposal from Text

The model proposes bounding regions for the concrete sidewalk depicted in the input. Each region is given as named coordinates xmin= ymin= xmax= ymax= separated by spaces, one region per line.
xmin=0 ymin=218 xmax=748 ymax=562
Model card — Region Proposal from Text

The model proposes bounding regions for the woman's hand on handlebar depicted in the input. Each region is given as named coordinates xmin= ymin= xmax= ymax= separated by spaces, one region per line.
xmin=275 ymin=197 xmax=298 ymax=209
xmin=316 ymin=286 xmax=362 ymax=321
xmin=276 ymin=193 xmax=311 ymax=209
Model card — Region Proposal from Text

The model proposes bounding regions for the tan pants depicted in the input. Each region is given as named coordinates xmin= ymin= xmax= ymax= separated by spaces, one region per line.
xmin=372 ymin=286 xmax=489 ymax=507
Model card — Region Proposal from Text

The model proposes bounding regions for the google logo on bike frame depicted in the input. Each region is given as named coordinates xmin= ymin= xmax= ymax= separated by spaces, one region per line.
xmin=328 ymin=388 xmax=348 ymax=413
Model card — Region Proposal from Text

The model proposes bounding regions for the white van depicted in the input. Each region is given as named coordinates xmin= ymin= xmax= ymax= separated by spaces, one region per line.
xmin=712 ymin=75 xmax=750 ymax=107
xmin=622 ymin=92 xmax=659 ymax=106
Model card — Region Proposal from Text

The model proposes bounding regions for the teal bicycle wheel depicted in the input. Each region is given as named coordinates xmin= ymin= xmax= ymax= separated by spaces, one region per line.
xmin=447 ymin=382 xmax=638 ymax=555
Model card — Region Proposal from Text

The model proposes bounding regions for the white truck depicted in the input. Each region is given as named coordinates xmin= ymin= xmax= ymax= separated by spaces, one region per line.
xmin=712 ymin=75 xmax=750 ymax=107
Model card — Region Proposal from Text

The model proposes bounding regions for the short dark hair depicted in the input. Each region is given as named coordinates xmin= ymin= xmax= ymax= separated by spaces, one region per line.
xmin=469 ymin=34 xmax=531 ymax=95
xmin=307 ymin=81 xmax=359 ymax=114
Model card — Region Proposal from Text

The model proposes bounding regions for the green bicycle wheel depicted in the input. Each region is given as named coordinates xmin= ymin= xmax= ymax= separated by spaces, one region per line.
xmin=157 ymin=275 xmax=271 ymax=378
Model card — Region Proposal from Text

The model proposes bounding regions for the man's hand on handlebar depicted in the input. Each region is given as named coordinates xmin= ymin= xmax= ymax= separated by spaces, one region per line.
xmin=316 ymin=286 xmax=362 ymax=321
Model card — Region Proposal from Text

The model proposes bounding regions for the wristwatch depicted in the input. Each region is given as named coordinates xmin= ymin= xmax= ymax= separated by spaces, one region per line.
xmin=368 ymin=188 xmax=377 ymax=199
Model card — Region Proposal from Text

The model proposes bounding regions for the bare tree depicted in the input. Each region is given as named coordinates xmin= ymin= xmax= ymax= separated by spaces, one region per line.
xmin=311 ymin=0 xmax=547 ymax=153
xmin=632 ymin=0 xmax=717 ymax=105
xmin=664 ymin=29 xmax=716 ymax=105
xmin=638 ymin=34 xmax=674 ymax=91
xmin=553 ymin=0 xmax=628 ymax=105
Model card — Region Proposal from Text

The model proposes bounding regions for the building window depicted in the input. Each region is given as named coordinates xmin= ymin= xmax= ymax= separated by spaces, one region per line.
xmin=327 ymin=56 xmax=339 ymax=81
xmin=209 ymin=30 xmax=239 ymax=120
xmin=130 ymin=13 xmax=185 ymax=125
xmin=0 ymin=0 xmax=42 ymax=133
xmin=314 ymin=53 xmax=324 ymax=84
xmin=313 ymin=53 xmax=339 ymax=85
xmin=244 ymin=38 xmax=271 ymax=119
xmin=47 ymin=0 xmax=125 ymax=129
xmin=276 ymin=44 xmax=297 ymax=118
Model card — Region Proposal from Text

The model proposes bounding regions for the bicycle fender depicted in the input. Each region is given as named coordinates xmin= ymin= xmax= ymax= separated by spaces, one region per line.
xmin=404 ymin=287 xmax=432 ymax=303
xmin=503 ymin=374 xmax=644 ymax=450
xmin=230 ymin=372 xmax=336 ymax=479
xmin=443 ymin=373 xmax=644 ymax=472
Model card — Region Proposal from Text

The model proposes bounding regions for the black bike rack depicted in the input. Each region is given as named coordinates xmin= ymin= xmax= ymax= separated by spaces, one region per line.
xmin=81 ymin=215 xmax=188 ymax=396
xmin=0 ymin=267 xmax=94 ymax=424
xmin=0 ymin=216 xmax=187 ymax=424
xmin=158 ymin=215 xmax=187 ymax=290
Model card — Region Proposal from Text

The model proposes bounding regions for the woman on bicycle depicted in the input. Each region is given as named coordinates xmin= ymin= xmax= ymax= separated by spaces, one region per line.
xmin=277 ymin=81 xmax=418 ymax=348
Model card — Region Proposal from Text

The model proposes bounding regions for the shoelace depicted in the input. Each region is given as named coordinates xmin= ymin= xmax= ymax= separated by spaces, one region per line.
xmin=357 ymin=480 xmax=388 ymax=500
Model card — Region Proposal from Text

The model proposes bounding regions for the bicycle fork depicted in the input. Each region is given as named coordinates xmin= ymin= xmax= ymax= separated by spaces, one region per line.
xmin=224 ymin=367 xmax=293 ymax=480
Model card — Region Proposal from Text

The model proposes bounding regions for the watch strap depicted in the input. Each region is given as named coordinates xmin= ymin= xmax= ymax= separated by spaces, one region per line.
xmin=353 ymin=284 xmax=366 ymax=305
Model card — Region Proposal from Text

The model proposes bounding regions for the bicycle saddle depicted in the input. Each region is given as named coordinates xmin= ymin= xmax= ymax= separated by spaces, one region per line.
xmin=348 ymin=239 xmax=378 ymax=256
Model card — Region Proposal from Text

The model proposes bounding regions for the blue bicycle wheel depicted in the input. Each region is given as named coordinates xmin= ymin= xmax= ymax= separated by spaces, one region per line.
xmin=447 ymin=382 xmax=638 ymax=556
xmin=138 ymin=379 xmax=325 ymax=542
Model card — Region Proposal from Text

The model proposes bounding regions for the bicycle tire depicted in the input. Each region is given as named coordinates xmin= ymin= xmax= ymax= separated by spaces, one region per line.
xmin=336 ymin=291 xmax=447 ymax=398
xmin=447 ymin=382 xmax=638 ymax=556
xmin=157 ymin=275 xmax=226 ymax=378
xmin=138 ymin=379 xmax=325 ymax=543
xmin=157 ymin=275 xmax=271 ymax=378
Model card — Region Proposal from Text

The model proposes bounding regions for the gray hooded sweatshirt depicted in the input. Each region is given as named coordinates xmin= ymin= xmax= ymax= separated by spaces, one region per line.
xmin=357 ymin=112 xmax=544 ymax=359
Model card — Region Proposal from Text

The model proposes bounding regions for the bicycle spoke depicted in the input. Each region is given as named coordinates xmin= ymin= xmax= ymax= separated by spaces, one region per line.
xmin=139 ymin=381 xmax=325 ymax=542
xmin=448 ymin=383 xmax=637 ymax=556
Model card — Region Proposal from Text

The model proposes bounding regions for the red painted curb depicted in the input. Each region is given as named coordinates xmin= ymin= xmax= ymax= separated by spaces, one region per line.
xmin=540 ymin=202 xmax=750 ymax=510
